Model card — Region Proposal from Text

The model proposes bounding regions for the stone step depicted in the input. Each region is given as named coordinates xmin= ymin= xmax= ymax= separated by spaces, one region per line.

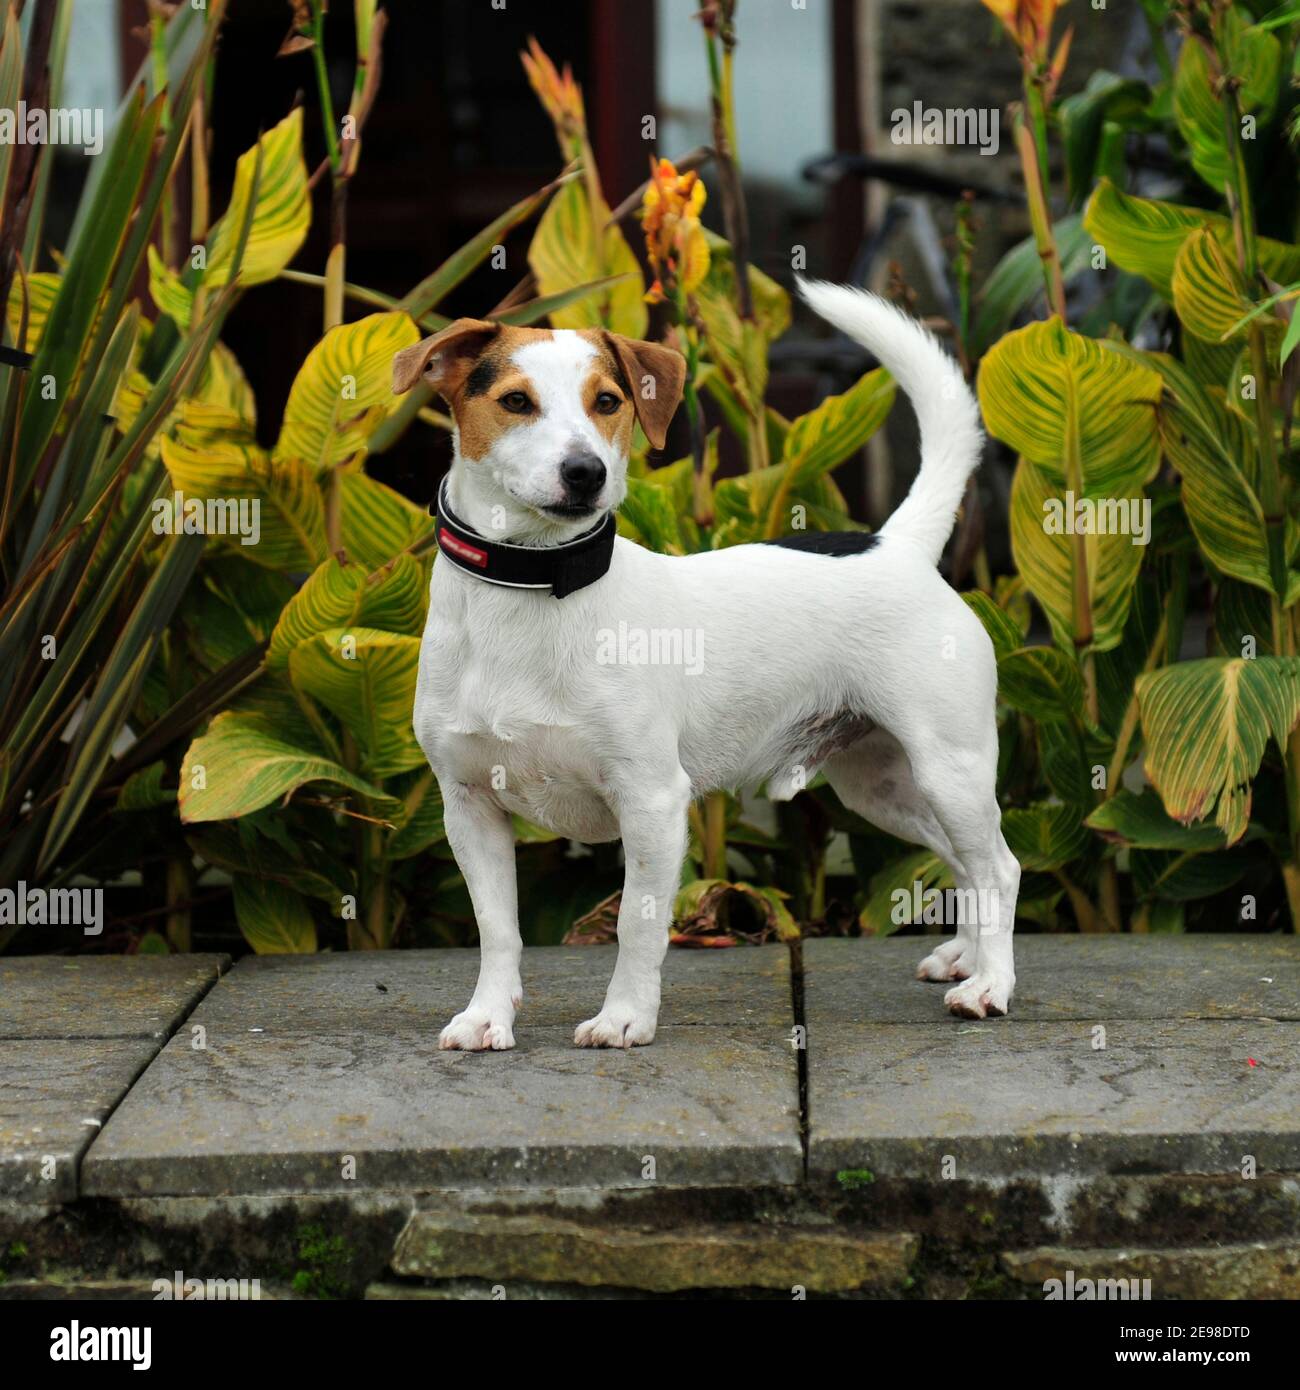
xmin=390 ymin=1210 xmax=918 ymax=1293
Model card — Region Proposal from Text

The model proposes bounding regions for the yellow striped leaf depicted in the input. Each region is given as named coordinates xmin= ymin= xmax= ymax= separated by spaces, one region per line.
xmin=275 ymin=311 xmax=420 ymax=472
xmin=267 ymin=552 xmax=427 ymax=669
xmin=206 ymin=109 xmax=311 ymax=291
xmin=528 ymin=180 xmax=646 ymax=338
xmin=161 ymin=434 xmax=326 ymax=571
xmin=979 ymin=317 xmax=1161 ymax=497
xmin=338 ymin=469 xmax=435 ymax=566
xmin=288 ymin=627 xmax=424 ymax=779
xmin=5 ymin=271 xmax=60 ymax=351
xmin=147 ymin=244 xmax=193 ymax=328
xmin=180 ymin=712 xmax=399 ymax=823
xmin=1084 ymin=178 xmax=1300 ymax=298
xmin=232 ymin=875 xmax=318 ymax=954
xmin=1160 ymin=397 xmax=1272 ymax=593
xmin=1136 ymin=657 xmax=1300 ymax=844
xmin=1172 ymin=228 xmax=1275 ymax=344
xmin=1010 ymin=457 xmax=1145 ymax=653
xmin=781 ymin=367 xmax=895 ymax=485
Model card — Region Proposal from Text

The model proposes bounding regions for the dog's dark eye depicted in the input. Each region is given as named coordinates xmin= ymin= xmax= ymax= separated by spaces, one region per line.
xmin=499 ymin=391 xmax=533 ymax=414
xmin=594 ymin=391 xmax=622 ymax=415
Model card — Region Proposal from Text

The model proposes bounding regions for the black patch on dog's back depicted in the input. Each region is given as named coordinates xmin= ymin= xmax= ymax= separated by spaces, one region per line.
xmin=763 ymin=531 xmax=880 ymax=557
xmin=464 ymin=358 xmax=500 ymax=398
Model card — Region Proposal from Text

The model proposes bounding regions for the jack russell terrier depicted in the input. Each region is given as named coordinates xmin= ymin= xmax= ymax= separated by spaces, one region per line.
xmin=391 ymin=279 xmax=1019 ymax=1050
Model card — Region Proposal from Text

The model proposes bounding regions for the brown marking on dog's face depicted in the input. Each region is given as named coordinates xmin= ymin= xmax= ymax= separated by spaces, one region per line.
xmin=598 ymin=330 xmax=687 ymax=451
xmin=453 ymin=333 xmax=549 ymax=461
xmin=577 ymin=329 xmax=637 ymax=452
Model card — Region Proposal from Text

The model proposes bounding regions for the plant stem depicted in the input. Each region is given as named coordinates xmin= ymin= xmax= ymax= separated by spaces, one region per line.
xmin=703 ymin=791 xmax=728 ymax=880
xmin=1016 ymin=120 xmax=1066 ymax=321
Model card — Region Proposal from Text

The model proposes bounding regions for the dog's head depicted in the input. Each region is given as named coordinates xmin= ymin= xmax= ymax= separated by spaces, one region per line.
xmin=392 ymin=321 xmax=685 ymax=539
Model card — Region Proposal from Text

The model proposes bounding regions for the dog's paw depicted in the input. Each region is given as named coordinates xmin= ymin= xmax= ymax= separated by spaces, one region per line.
xmin=574 ymin=1003 xmax=657 ymax=1049
xmin=439 ymin=1005 xmax=516 ymax=1051
xmin=916 ymin=938 xmax=976 ymax=982
xmin=943 ymin=973 xmax=1013 ymax=1020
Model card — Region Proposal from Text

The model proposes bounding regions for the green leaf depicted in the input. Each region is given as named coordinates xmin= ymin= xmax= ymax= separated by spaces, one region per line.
xmin=288 ymin=627 xmax=424 ymax=779
xmin=1085 ymin=789 xmax=1230 ymax=851
xmin=180 ymin=713 xmax=400 ymax=823
xmin=1136 ymin=656 xmax=1300 ymax=844
xmin=1058 ymin=72 xmax=1151 ymax=206
xmin=970 ymin=215 xmax=1092 ymax=356
xmin=859 ymin=850 xmax=953 ymax=936
xmin=1036 ymin=718 xmax=1111 ymax=805
xmin=618 ymin=474 xmax=688 ymax=554
xmin=17 ymin=89 xmax=162 ymax=484
xmin=386 ymin=769 xmax=445 ymax=860
xmin=115 ymin=761 xmax=174 ymax=811
xmin=232 ymin=875 xmax=318 ymax=954
xmin=997 ymin=646 xmax=1086 ymax=722
xmin=962 ymin=591 xmax=1024 ymax=662
xmin=1174 ymin=13 xmax=1280 ymax=192
xmin=1002 ymin=802 xmax=1090 ymax=872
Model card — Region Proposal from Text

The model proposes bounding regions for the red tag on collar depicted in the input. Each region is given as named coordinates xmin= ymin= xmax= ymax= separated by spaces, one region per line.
xmin=438 ymin=527 xmax=488 ymax=568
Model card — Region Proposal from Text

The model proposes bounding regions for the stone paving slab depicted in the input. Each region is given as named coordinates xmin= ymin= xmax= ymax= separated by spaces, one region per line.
xmin=0 ymin=954 xmax=228 ymax=1202
xmin=803 ymin=935 xmax=1300 ymax=1024
xmin=82 ymin=1025 xmax=802 ymax=1197
xmin=0 ymin=954 xmax=228 ymax=1039
xmin=0 ymin=1040 xmax=157 ymax=1201
xmin=182 ymin=944 xmax=791 ymax=1035
xmin=806 ymin=1018 xmax=1300 ymax=1179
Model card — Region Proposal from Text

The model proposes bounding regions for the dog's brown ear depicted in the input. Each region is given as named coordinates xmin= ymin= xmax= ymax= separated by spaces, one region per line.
xmin=603 ymin=333 xmax=686 ymax=451
xmin=392 ymin=319 xmax=500 ymax=396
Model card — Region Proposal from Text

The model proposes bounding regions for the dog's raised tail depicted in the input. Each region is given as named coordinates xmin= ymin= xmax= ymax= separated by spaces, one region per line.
xmin=797 ymin=278 xmax=982 ymax=567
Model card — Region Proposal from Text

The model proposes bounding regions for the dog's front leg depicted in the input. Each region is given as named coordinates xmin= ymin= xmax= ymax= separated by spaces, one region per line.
xmin=575 ymin=770 xmax=690 ymax=1048
xmin=437 ymin=778 xmax=522 ymax=1051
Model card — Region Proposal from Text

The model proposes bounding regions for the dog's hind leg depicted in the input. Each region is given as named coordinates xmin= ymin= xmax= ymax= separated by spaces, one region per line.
xmin=903 ymin=735 xmax=1020 ymax=1018
xmin=824 ymin=729 xmax=979 ymax=982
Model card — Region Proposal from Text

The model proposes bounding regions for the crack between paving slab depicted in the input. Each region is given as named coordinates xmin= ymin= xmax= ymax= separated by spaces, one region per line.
xmin=70 ymin=962 xmax=231 ymax=1198
xmin=787 ymin=938 xmax=809 ymax=1176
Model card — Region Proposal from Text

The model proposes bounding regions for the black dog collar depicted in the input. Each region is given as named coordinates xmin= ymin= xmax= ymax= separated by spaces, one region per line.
xmin=433 ymin=475 xmax=616 ymax=599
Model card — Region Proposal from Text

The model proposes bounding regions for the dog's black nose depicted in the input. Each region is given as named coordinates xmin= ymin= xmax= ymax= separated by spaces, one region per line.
xmin=560 ymin=452 xmax=606 ymax=496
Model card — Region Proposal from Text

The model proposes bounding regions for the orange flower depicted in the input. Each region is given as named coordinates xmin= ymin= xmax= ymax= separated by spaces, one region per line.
xmin=521 ymin=36 xmax=585 ymax=149
xmin=640 ymin=158 xmax=710 ymax=303
xmin=981 ymin=0 xmax=1064 ymax=61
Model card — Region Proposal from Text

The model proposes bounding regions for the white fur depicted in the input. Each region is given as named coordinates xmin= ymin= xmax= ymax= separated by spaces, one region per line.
xmin=452 ymin=334 xmax=629 ymax=544
xmin=414 ymin=283 xmax=1019 ymax=1050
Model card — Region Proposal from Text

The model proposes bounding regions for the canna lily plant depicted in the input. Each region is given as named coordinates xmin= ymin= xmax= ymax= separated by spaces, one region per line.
xmin=950 ymin=0 xmax=1300 ymax=933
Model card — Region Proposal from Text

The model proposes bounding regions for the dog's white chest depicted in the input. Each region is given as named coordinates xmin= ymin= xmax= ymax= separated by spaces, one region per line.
xmin=413 ymin=578 xmax=621 ymax=842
